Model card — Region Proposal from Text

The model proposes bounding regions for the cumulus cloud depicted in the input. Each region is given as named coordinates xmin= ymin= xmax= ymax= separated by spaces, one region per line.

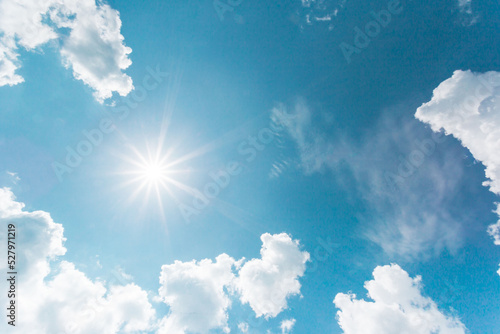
xmin=157 ymin=233 xmax=309 ymax=333
xmin=157 ymin=254 xmax=237 ymax=334
xmin=415 ymin=70 xmax=500 ymax=271
xmin=235 ymin=233 xmax=310 ymax=319
xmin=416 ymin=70 xmax=500 ymax=195
xmin=272 ymin=99 xmax=466 ymax=258
xmin=280 ymin=318 xmax=296 ymax=333
xmin=334 ymin=264 xmax=467 ymax=334
xmin=0 ymin=0 xmax=133 ymax=102
xmin=0 ymin=187 xmax=155 ymax=333
xmin=0 ymin=187 xmax=310 ymax=333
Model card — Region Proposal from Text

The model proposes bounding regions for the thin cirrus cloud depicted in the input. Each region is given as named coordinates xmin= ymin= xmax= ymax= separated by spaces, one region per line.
xmin=0 ymin=187 xmax=310 ymax=333
xmin=415 ymin=69 xmax=500 ymax=275
xmin=456 ymin=0 xmax=479 ymax=25
xmin=334 ymin=264 xmax=467 ymax=334
xmin=271 ymin=99 xmax=466 ymax=259
xmin=0 ymin=0 xmax=133 ymax=102
xmin=457 ymin=0 xmax=473 ymax=13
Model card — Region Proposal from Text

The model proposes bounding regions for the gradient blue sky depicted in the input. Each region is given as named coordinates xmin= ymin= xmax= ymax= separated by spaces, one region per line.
xmin=1 ymin=0 xmax=500 ymax=333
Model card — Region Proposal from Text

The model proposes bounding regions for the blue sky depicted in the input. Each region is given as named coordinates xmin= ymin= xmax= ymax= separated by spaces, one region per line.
xmin=1 ymin=0 xmax=500 ymax=333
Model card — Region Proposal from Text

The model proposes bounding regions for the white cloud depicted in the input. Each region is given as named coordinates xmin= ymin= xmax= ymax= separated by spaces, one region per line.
xmin=0 ymin=187 xmax=311 ymax=332
xmin=457 ymin=0 xmax=473 ymax=13
xmin=415 ymin=70 xmax=500 ymax=271
xmin=157 ymin=233 xmax=310 ymax=333
xmin=334 ymin=264 xmax=467 ymax=334
xmin=238 ymin=322 xmax=249 ymax=333
xmin=0 ymin=37 xmax=24 ymax=86
xmin=235 ymin=233 xmax=310 ymax=319
xmin=0 ymin=0 xmax=133 ymax=102
xmin=0 ymin=187 xmax=155 ymax=333
xmin=487 ymin=204 xmax=500 ymax=246
xmin=456 ymin=0 xmax=478 ymax=25
xmin=157 ymin=254 xmax=237 ymax=334
xmin=272 ymin=100 xmax=466 ymax=258
xmin=280 ymin=318 xmax=296 ymax=334
xmin=271 ymin=99 xmax=337 ymax=175
xmin=6 ymin=171 xmax=20 ymax=184
xmin=296 ymin=0 xmax=339 ymax=30
xmin=416 ymin=70 xmax=500 ymax=195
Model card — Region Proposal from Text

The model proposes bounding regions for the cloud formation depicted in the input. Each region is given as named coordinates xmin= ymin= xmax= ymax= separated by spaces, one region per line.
xmin=157 ymin=254 xmax=237 ymax=334
xmin=0 ymin=187 xmax=155 ymax=334
xmin=0 ymin=0 xmax=133 ymax=102
xmin=280 ymin=318 xmax=296 ymax=334
xmin=235 ymin=233 xmax=310 ymax=319
xmin=415 ymin=70 xmax=500 ymax=271
xmin=271 ymin=99 xmax=466 ymax=258
xmin=0 ymin=187 xmax=310 ymax=333
xmin=334 ymin=264 xmax=467 ymax=334
xmin=157 ymin=233 xmax=310 ymax=333
xmin=416 ymin=70 xmax=500 ymax=196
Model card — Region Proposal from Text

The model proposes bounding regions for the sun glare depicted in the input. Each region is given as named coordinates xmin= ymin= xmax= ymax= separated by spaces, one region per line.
xmin=117 ymin=139 xmax=199 ymax=219
xmin=142 ymin=162 xmax=166 ymax=183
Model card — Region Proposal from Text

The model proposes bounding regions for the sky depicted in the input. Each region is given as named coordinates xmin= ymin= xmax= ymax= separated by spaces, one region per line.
xmin=0 ymin=0 xmax=499 ymax=333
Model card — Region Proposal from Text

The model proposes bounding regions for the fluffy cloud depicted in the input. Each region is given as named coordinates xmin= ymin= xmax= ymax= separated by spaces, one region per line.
xmin=157 ymin=233 xmax=309 ymax=333
xmin=0 ymin=187 xmax=155 ymax=333
xmin=415 ymin=70 xmax=500 ymax=271
xmin=157 ymin=254 xmax=237 ymax=334
xmin=0 ymin=186 xmax=310 ymax=333
xmin=416 ymin=70 xmax=500 ymax=195
xmin=0 ymin=187 xmax=310 ymax=333
xmin=0 ymin=37 xmax=24 ymax=86
xmin=0 ymin=0 xmax=133 ymax=102
xmin=334 ymin=264 xmax=467 ymax=334
xmin=280 ymin=318 xmax=296 ymax=334
xmin=272 ymin=99 xmax=466 ymax=258
xmin=235 ymin=233 xmax=310 ymax=319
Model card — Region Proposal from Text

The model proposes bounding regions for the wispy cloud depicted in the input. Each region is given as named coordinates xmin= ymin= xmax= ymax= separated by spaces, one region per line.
xmin=5 ymin=171 xmax=20 ymax=184
xmin=456 ymin=0 xmax=479 ymax=25
xmin=416 ymin=69 xmax=500 ymax=274
xmin=271 ymin=98 xmax=467 ymax=259
xmin=295 ymin=0 xmax=345 ymax=30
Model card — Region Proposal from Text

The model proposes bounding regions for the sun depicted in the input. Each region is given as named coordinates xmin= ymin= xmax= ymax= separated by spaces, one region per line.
xmin=116 ymin=139 xmax=197 ymax=219
xmin=126 ymin=152 xmax=173 ymax=195
xmin=142 ymin=161 xmax=167 ymax=184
